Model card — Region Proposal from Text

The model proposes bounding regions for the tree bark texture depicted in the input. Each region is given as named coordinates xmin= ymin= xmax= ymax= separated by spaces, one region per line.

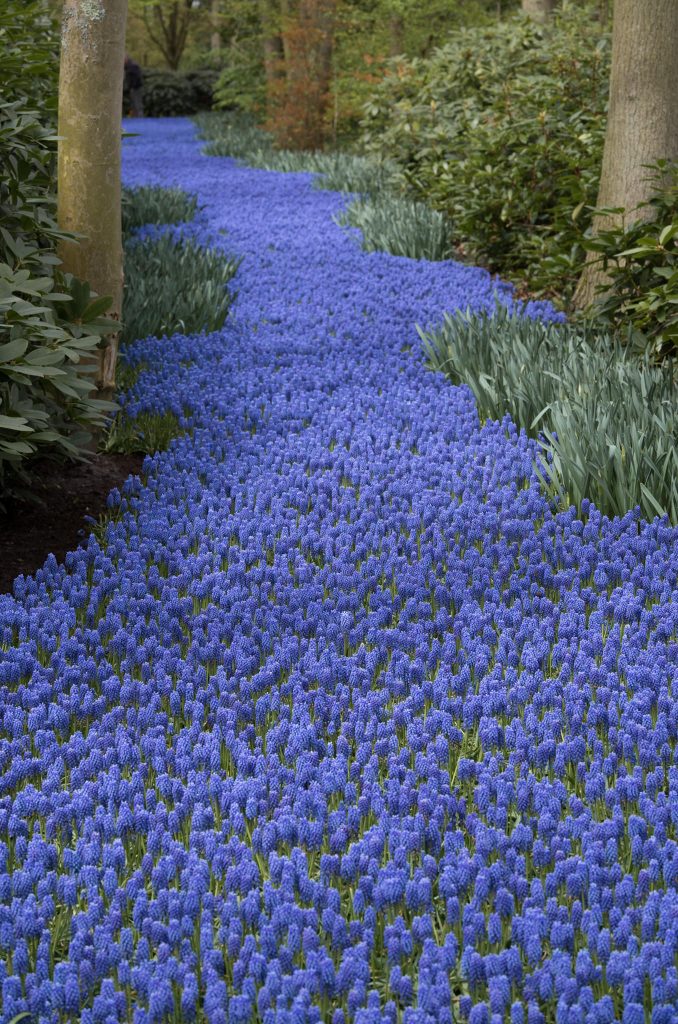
xmin=210 ymin=0 xmax=221 ymax=53
xmin=521 ymin=0 xmax=556 ymax=19
xmin=574 ymin=0 xmax=678 ymax=309
xmin=58 ymin=0 xmax=127 ymax=392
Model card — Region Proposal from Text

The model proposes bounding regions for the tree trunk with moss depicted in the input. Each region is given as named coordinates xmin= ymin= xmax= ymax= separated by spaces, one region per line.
xmin=58 ymin=0 xmax=127 ymax=392
xmin=573 ymin=0 xmax=678 ymax=310
xmin=521 ymin=0 xmax=556 ymax=19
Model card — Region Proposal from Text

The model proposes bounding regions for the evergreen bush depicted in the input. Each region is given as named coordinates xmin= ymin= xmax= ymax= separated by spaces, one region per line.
xmin=361 ymin=10 xmax=610 ymax=298
xmin=0 ymin=0 xmax=116 ymax=502
xmin=579 ymin=163 xmax=678 ymax=357
xmin=129 ymin=69 xmax=216 ymax=118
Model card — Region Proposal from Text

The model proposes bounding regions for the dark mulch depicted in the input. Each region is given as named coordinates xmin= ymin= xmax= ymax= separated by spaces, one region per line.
xmin=0 ymin=453 xmax=145 ymax=595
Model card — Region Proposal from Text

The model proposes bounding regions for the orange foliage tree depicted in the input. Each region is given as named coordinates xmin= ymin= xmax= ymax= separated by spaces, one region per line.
xmin=260 ymin=0 xmax=339 ymax=149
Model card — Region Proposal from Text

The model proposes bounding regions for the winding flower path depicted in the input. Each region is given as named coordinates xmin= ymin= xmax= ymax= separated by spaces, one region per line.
xmin=1 ymin=119 xmax=677 ymax=1024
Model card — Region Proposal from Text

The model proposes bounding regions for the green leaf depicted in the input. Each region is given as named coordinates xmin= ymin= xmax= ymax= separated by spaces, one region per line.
xmin=0 ymin=414 xmax=31 ymax=432
xmin=0 ymin=337 xmax=29 ymax=362
xmin=659 ymin=223 xmax=678 ymax=246
xmin=80 ymin=294 xmax=113 ymax=322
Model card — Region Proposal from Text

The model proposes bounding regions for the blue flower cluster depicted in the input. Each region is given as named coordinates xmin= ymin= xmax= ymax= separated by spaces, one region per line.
xmin=0 ymin=119 xmax=676 ymax=1024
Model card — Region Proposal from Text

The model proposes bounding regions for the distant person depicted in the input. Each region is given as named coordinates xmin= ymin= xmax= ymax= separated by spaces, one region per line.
xmin=124 ymin=55 xmax=144 ymax=117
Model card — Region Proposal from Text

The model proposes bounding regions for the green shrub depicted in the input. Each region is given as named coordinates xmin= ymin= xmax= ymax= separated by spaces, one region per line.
xmin=122 ymin=185 xmax=198 ymax=233
xmin=184 ymin=68 xmax=219 ymax=111
xmin=361 ymin=10 xmax=610 ymax=298
xmin=135 ymin=70 xmax=197 ymax=117
xmin=122 ymin=233 xmax=240 ymax=344
xmin=213 ymin=54 xmax=266 ymax=114
xmin=421 ymin=307 xmax=678 ymax=523
xmin=0 ymin=0 xmax=116 ymax=501
xmin=580 ymin=163 xmax=678 ymax=356
xmin=335 ymin=195 xmax=453 ymax=260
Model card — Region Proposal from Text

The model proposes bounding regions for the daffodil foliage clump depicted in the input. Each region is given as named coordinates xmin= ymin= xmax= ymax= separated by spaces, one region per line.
xmin=0 ymin=120 xmax=676 ymax=1024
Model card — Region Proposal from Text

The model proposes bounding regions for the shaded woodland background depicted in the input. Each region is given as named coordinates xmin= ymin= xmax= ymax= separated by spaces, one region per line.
xmin=124 ymin=0 xmax=533 ymax=147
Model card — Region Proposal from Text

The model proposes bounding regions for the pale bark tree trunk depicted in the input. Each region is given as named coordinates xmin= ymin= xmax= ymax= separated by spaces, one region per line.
xmin=210 ymin=0 xmax=221 ymax=53
xmin=58 ymin=0 xmax=127 ymax=393
xmin=521 ymin=0 xmax=556 ymax=19
xmin=573 ymin=0 xmax=678 ymax=309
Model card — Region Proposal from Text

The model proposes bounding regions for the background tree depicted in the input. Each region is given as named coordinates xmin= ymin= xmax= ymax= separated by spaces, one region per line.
xmin=211 ymin=0 xmax=222 ymax=52
xmin=521 ymin=0 xmax=556 ymax=18
xmin=257 ymin=0 xmax=516 ymax=147
xmin=58 ymin=0 xmax=128 ymax=391
xmin=258 ymin=0 xmax=285 ymax=112
xmin=126 ymin=0 xmax=224 ymax=69
xmin=142 ymin=0 xmax=195 ymax=69
xmin=277 ymin=0 xmax=339 ymax=148
xmin=574 ymin=0 xmax=678 ymax=308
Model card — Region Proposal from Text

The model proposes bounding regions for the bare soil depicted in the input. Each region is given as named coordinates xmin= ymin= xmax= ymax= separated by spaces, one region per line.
xmin=0 ymin=453 xmax=145 ymax=595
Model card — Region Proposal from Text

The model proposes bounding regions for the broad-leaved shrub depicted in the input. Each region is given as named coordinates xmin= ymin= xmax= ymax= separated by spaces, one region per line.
xmin=361 ymin=10 xmax=610 ymax=298
xmin=0 ymin=0 xmax=116 ymax=501
xmin=580 ymin=162 xmax=678 ymax=356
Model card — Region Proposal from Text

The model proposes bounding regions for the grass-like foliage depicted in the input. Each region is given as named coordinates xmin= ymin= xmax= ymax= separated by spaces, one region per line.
xmin=335 ymin=195 xmax=453 ymax=261
xmin=109 ymin=186 xmax=239 ymax=457
xmin=122 ymin=185 xmax=198 ymax=234
xmin=122 ymin=233 xmax=240 ymax=345
xmin=101 ymin=409 xmax=184 ymax=455
xmin=313 ymin=155 xmax=396 ymax=195
xmin=196 ymin=112 xmax=391 ymax=194
xmin=421 ymin=307 xmax=678 ymax=523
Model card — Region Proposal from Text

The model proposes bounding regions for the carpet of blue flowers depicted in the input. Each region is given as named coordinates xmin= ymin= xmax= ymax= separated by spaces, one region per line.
xmin=1 ymin=118 xmax=677 ymax=1024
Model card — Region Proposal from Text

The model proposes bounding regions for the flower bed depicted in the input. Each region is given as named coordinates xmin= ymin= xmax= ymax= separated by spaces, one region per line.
xmin=0 ymin=119 xmax=676 ymax=1024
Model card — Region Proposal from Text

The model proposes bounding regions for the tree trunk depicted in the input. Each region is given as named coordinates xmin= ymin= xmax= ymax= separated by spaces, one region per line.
xmin=573 ymin=0 xmax=678 ymax=309
xmin=210 ymin=0 xmax=220 ymax=53
xmin=389 ymin=14 xmax=405 ymax=56
xmin=58 ymin=0 xmax=127 ymax=393
xmin=279 ymin=0 xmax=292 ymax=67
xmin=274 ymin=0 xmax=337 ymax=149
xmin=521 ymin=0 xmax=556 ymax=19
xmin=143 ymin=2 xmax=191 ymax=70
xmin=597 ymin=0 xmax=611 ymax=22
xmin=258 ymin=0 xmax=285 ymax=119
